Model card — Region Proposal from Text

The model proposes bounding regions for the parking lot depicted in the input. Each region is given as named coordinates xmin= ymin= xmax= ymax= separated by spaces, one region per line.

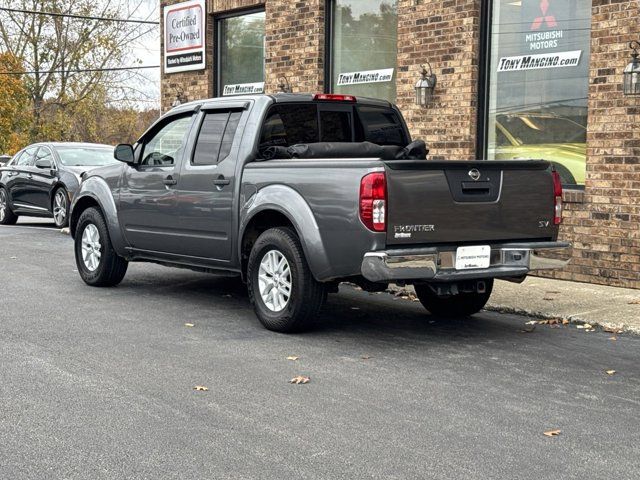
xmin=1 ymin=218 xmax=640 ymax=479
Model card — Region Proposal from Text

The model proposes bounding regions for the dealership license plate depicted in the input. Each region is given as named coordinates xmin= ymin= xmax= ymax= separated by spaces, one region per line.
xmin=455 ymin=246 xmax=491 ymax=270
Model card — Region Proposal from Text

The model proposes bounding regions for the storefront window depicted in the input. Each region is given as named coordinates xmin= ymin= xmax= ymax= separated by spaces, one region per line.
xmin=218 ymin=11 xmax=265 ymax=96
xmin=486 ymin=0 xmax=592 ymax=187
xmin=330 ymin=1 xmax=398 ymax=103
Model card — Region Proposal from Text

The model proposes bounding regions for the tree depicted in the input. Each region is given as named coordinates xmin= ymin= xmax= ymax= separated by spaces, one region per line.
xmin=0 ymin=52 xmax=30 ymax=153
xmin=0 ymin=0 xmax=158 ymax=140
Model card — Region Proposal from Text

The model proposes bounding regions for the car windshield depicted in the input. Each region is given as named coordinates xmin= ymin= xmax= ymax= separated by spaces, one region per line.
xmin=56 ymin=147 xmax=117 ymax=166
xmin=497 ymin=115 xmax=586 ymax=145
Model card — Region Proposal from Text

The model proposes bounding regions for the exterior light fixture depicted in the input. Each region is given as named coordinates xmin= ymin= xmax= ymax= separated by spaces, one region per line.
xmin=278 ymin=76 xmax=292 ymax=93
xmin=171 ymin=87 xmax=187 ymax=108
xmin=623 ymin=41 xmax=640 ymax=96
xmin=415 ymin=62 xmax=437 ymax=106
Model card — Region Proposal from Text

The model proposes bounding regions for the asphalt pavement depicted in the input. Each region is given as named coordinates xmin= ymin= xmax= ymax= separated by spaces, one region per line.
xmin=1 ymin=218 xmax=639 ymax=479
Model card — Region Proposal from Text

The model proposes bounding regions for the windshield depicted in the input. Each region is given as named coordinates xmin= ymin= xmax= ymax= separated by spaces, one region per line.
xmin=497 ymin=115 xmax=586 ymax=145
xmin=56 ymin=147 xmax=117 ymax=166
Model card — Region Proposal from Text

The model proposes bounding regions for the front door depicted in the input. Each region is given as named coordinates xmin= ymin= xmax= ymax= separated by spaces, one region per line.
xmin=118 ymin=113 xmax=195 ymax=254
xmin=30 ymin=146 xmax=58 ymax=211
xmin=176 ymin=107 xmax=244 ymax=261
xmin=9 ymin=147 xmax=41 ymax=212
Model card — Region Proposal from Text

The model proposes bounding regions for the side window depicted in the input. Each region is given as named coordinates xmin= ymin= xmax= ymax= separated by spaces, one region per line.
xmin=17 ymin=147 xmax=38 ymax=166
xmin=192 ymin=111 xmax=242 ymax=166
xmin=356 ymin=106 xmax=407 ymax=146
xmin=36 ymin=147 xmax=54 ymax=166
xmin=8 ymin=151 xmax=22 ymax=166
xmin=140 ymin=115 xmax=193 ymax=167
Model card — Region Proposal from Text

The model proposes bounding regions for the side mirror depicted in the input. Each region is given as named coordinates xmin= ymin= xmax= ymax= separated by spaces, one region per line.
xmin=114 ymin=144 xmax=135 ymax=164
xmin=35 ymin=158 xmax=53 ymax=169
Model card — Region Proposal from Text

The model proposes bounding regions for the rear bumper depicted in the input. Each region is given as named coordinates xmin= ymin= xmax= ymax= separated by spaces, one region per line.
xmin=361 ymin=242 xmax=571 ymax=283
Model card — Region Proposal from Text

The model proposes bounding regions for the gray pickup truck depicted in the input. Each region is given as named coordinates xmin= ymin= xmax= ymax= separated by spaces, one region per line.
xmin=70 ymin=93 xmax=569 ymax=332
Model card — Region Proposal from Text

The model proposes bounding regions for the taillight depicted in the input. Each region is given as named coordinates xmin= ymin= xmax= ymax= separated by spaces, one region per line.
xmin=312 ymin=93 xmax=356 ymax=102
xmin=552 ymin=170 xmax=563 ymax=225
xmin=360 ymin=172 xmax=386 ymax=232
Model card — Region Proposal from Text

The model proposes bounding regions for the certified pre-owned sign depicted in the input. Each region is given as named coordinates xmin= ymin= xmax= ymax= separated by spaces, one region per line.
xmin=164 ymin=0 xmax=205 ymax=74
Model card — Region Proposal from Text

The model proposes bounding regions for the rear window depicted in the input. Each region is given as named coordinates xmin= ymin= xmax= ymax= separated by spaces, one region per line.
xmin=259 ymin=103 xmax=407 ymax=149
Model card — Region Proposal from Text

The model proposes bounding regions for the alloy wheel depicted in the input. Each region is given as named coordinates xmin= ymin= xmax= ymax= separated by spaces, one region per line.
xmin=0 ymin=189 xmax=6 ymax=222
xmin=81 ymin=223 xmax=102 ymax=272
xmin=258 ymin=249 xmax=292 ymax=312
xmin=53 ymin=190 xmax=67 ymax=226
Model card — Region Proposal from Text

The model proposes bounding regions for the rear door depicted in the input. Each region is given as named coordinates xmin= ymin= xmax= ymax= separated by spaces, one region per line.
xmin=384 ymin=160 xmax=557 ymax=245
xmin=176 ymin=104 xmax=246 ymax=261
xmin=9 ymin=147 xmax=39 ymax=210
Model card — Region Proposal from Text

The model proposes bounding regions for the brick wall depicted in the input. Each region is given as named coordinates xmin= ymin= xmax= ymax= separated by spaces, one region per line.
xmin=396 ymin=0 xmax=481 ymax=161
xmin=264 ymin=0 xmax=325 ymax=94
xmin=159 ymin=0 xmax=640 ymax=288
xmin=540 ymin=0 xmax=640 ymax=288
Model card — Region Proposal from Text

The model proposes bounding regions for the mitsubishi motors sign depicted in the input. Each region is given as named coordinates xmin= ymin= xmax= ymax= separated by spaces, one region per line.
xmin=164 ymin=0 xmax=206 ymax=74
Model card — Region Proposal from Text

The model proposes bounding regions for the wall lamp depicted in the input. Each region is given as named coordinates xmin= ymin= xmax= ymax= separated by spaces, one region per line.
xmin=415 ymin=62 xmax=437 ymax=106
xmin=624 ymin=41 xmax=640 ymax=96
xmin=171 ymin=87 xmax=188 ymax=108
xmin=278 ymin=76 xmax=292 ymax=93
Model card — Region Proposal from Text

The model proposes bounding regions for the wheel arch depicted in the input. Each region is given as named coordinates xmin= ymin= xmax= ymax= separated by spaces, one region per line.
xmin=239 ymin=185 xmax=332 ymax=282
xmin=69 ymin=177 xmax=127 ymax=256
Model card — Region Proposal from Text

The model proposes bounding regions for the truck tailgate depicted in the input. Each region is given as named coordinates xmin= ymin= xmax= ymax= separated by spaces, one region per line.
xmin=385 ymin=160 xmax=557 ymax=245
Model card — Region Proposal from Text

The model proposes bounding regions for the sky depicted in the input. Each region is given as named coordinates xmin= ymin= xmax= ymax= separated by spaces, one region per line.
xmin=127 ymin=0 xmax=161 ymax=109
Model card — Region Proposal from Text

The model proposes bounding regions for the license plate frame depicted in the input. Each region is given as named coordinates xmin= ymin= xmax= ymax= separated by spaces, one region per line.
xmin=455 ymin=245 xmax=491 ymax=270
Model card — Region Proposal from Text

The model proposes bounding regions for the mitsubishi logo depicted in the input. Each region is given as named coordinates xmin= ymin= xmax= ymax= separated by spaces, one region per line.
xmin=531 ymin=0 xmax=557 ymax=30
xmin=468 ymin=169 xmax=481 ymax=181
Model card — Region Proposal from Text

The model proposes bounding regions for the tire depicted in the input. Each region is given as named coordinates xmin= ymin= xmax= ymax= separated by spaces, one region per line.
xmin=74 ymin=207 xmax=128 ymax=287
xmin=414 ymin=280 xmax=494 ymax=317
xmin=52 ymin=187 xmax=69 ymax=228
xmin=247 ymin=227 xmax=326 ymax=333
xmin=0 ymin=187 xmax=18 ymax=225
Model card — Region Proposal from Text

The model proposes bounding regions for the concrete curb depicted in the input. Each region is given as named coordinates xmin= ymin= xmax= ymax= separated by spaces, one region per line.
xmin=388 ymin=285 xmax=640 ymax=336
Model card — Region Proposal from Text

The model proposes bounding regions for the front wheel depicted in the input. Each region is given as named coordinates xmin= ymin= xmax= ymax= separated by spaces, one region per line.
xmin=247 ymin=227 xmax=326 ymax=332
xmin=0 ymin=187 xmax=18 ymax=225
xmin=52 ymin=188 xmax=69 ymax=228
xmin=414 ymin=280 xmax=494 ymax=317
xmin=74 ymin=207 xmax=128 ymax=287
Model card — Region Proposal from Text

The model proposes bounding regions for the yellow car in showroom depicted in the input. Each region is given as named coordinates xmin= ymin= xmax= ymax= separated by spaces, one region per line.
xmin=493 ymin=113 xmax=586 ymax=187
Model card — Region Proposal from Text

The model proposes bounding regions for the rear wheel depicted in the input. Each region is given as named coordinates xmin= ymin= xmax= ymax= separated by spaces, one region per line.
xmin=74 ymin=207 xmax=128 ymax=287
xmin=52 ymin=188 xmax=69 ymax=228
xmin=247 ymin=227 xmax=326 ymax=332
xmin=0 ymin=187 xmax=18 ymax=225
xmin=414 ymin=280 xmax=493 ymax=317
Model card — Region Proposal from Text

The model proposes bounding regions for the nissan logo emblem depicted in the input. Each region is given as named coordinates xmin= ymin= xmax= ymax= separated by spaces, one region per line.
xmin=468 ymin=169 xmax=481 ymax=181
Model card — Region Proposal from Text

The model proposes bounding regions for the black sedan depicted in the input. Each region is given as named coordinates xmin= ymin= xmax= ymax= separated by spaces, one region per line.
xmin=0 ymin=142 xmax=118 ymax=228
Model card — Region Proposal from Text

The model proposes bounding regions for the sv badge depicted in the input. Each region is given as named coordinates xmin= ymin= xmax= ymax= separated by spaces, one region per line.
xmin=539 ymin=220 xmax=550 ymax=228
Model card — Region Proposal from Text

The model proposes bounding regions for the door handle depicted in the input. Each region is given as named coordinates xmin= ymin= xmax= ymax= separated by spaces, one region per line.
xmin=213 ymin=176 xmax=230 ymax=186
xmin=163 ymin=175 xmax=178 ymax=186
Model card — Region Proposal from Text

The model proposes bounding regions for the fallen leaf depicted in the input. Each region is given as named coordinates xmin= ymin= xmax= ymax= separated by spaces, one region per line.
xmin=184 ymin=323 xmax=195 ymax=327
xmin=60 ymin=227 xmax=70 ymax=235
xmin=525 ymin=321 xmax=537 ymax=326
xmin=290 ymin=375 xmax=310 ymax=385
xmin=628 ymin=300 xmax=640 ymax=305
xmin=538 ymin=320 xmax=549 ymax=325
xmin=603 ymin=326 xmax=622 ymax=334
xmin=562 ymin=319 xmax=570 ymax=325
xmin=543 ymin=429 xmax=561 ymax=437
xmin=10 ymin=256 xmax=17 ymax=259
xmin=609 ymin=336 xmax=618 ymax=341
xmin=361 ymin=355 xmax=372 ymax=360
xmin=606 ymin=370 xmax=617 ymax=376
xmin=193 ymin=385 xmax=209 ymax=391
xmin=543 ymin=298 xmax=555 ymax=301
xmin=286 ymin=356 xmax=299 ymax=361
xmin=577 ymin=324 xmax=594 ymax=330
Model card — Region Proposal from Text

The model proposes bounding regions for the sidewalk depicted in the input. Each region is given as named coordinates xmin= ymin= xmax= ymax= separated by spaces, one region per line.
xmin=394 ymin=277 xmax=640 ymax=334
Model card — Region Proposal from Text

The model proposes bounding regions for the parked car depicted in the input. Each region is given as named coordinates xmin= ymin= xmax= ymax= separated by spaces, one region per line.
xmin=493 ymin=113 xmax=586 ymax=186
xmin=69 ymin=93 xmax=570 ymax=332
xmin=0 ymin=142 xmax=118 ymax=228
xmin=0 ymin=154 xmax=11 ymax=167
